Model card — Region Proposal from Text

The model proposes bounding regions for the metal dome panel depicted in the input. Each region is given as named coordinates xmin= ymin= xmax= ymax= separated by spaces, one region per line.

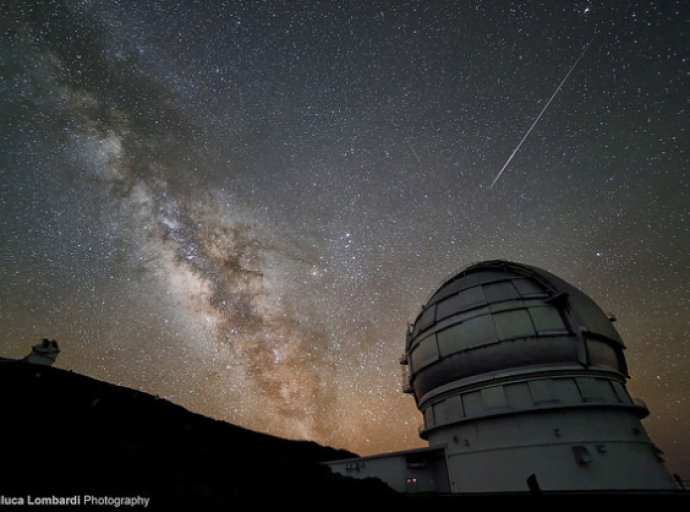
xmin=406 ymin=260 xmax=628 ymax=402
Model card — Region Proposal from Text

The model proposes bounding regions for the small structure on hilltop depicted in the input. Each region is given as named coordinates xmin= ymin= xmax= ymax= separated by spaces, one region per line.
xmin=0 ymin=338 xmax=61 ymax=366
xmin=23 ymin=338 xmax=60 ymax=366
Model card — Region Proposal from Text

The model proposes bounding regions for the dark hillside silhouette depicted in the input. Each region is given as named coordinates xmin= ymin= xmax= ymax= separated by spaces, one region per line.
xmin=0 ymin=361 xmax=399 ymax=511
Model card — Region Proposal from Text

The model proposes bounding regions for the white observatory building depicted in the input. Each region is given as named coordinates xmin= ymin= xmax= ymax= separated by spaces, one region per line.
xmin=327 ymin=260 xmax=677 ymax=493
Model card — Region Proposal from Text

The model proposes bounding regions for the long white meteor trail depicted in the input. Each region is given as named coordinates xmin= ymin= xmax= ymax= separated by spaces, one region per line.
xmin=489 ymin=40 xmax=593 ymax=189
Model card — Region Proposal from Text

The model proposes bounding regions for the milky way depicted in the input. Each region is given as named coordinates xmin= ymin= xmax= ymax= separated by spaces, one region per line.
xmin=1 ymin=1 xmax=689 ymax=474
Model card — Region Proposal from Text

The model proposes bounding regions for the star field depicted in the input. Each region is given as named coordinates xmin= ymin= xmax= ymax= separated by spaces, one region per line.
xmin=1 ymin=1 xmax=689 ymax=474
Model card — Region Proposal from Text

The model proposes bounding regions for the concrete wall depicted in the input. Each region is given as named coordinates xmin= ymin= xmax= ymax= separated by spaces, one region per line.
xmin=327 ymin=450 xmax=447 ymax=493
xmin=429 ymin=408 xmax=677 ymax=492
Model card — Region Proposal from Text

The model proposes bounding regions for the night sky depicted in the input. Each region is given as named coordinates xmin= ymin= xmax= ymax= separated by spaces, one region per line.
xmin=1 ymin=1 xmax=688 ymax=476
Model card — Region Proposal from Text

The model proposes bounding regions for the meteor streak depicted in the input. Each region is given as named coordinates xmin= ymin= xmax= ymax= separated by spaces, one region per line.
xmin=408 ymin=142 xmax=422 ymax=164
xmin=489 ymin=40 xmax=593 ymax=189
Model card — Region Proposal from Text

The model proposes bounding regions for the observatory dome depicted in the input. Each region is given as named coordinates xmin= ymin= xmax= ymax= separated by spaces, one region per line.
xmin=331 ymin=259 xmax=676 ymax=492
xmin=405 ymin=260 xmax=628 ymax=403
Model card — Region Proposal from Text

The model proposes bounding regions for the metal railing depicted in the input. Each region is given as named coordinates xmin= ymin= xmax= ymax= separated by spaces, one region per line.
xmin=401 ymin=365 xmax=413 ymax=393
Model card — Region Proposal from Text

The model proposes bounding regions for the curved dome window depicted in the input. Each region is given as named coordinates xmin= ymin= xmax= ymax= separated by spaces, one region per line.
xmin=588 ymin=339 xmax=622 ymax=372
xmin=513 ymin=278 xmax=547 ymax=297
xmin=529 ymin=306 xmax=568 ymax=334
xmin=484 ymin=281 xmax=520 ymax=303
xmin=410 ymin=334 xmax=439 ymax=371
xmin=413 ymin=306 xmax=436 ymax=337
xmin=437 ymin=315 xmax=499 ymax=356
xmin=436 ymin=286 xmax=486 ymax=321
xmin=493 ymin=309 xmax=536 ymax=339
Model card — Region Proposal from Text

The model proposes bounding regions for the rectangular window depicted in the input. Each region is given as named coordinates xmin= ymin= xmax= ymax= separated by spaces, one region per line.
xmin=437 ymin=315 xmax=499 ymax=356
xmin=494 ymin=309 xmax=536 ymax=339
xmin=505 ymin=382 xmax=532 ymax=410
xmin=587 ymin=339 xmax=620 ymax=370
xmin=416 ymin=306 xmax=436 ymax=333
xmin=436 ymin=294 xmax=461 ymax=321
xmin=597 ymin=380 xmax=618 ymax=402
xmin=552 ymin=378 xmax=581 ymax=403
xmin=432 ymin=401 xmax=446 ymax=425
xmin=611 ymin=381 xmax=632 ymax=404
xmin=463 ymin=391 xmax=483 ymax=417
xmin=481 ymin=386 xmax=508 ymax=409
xmin=484 ymin=281 xmax=520 ymax=303
xmin=424 ymin=407 xmax=434 ymax=428
xmin=436 ymin=324 xmax=464 ymax=356
xmin=529 ymin=379 xmax=556 ymax=404
xmin=463 ymin=314 xmax=499 ymax=347
xmin=450 ymin=286 xmax=487 ymax=312
xmin=410 ymin=334 xmax=439 ymax=370
xmin=529 ymin=306 xmax=568 ymax=334
xmin=577 ymin=377 xmax=615 ymax=402
xmin=514 ymin=278 xmax=545 ymax=297
xmin=445 ymin=395 xmax=464 ymax=420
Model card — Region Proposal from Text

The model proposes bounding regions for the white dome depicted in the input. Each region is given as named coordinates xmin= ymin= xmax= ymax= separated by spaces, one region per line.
xmin=406 ymin=260 xmax=627 ymax=402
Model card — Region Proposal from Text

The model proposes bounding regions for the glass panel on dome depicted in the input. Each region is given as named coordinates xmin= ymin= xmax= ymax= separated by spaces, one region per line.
xmin=611 ymin=381 xmax=632 ymax=404
xmin=482 ymin=386 xmax=508 ymax=409
xmin=504 ymin=382 xmax=532 ymax=410
xmin=456 ymin=315 xmax=498 ymax=350
xmin=436 ymin=294 xmax=461 ymax=321
xmin=410 ymin=334 xmax=439 ymax=370
xmin=552 ymin=378 xmax=580 ymax=403
xmin=484 ymin=281 xmax=520 ymax=303
xmin=514 ymin=278 xmax=546 ymax=296
xmin=416 ymin=305 xmax=436 ymax=333
xmin=494 ymin=309 xmax=536 ymax=339
xmin=432 ymin=401 xmax=446 ymax=424
xmin=424 ymin=407 xmax=434 ymax=427
xmin=454 ymin=285 xmax=487 ymax=311
xmin=445 ymin=395 xmax=464 ymax=420
xmin=577 ymin=377 xmax=614 ymax=402
xmin=587 ymin=339 xmax=620 ymax=371
xmin=463 ymin=391 xmax=483 ymax=417
xmin=436 ymin=324 xmax=463 ymax=356
xmin=462 ymin=314 xmax=499 ymax=346
xmin=442 ymin=271 xmax=506 ymax=294
xmin=437 ymin=315 xmax=498 ymax=356
xmin=597 ymin=380 xmax=618 ymax=402
xmin=529 ymin=379 xmax=556 ymax=404
xmin=529 ymin=306 xmax=567 ymax=334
